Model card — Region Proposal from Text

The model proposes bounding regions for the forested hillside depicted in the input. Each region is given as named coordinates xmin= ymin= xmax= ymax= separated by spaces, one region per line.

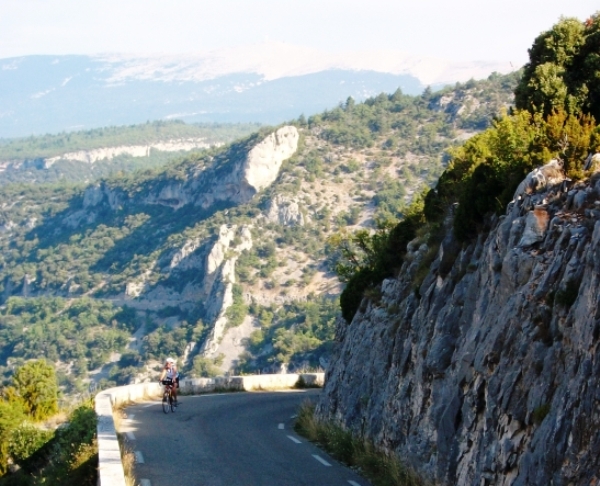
xmin=0 ymin=72 xmax=518 ymax=395
xmin=0 ymin=120 xmax=259 ymax=185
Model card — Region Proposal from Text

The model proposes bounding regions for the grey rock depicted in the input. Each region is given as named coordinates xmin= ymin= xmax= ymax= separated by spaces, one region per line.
xmin=317 ymin=162 xmax=600 ymax=485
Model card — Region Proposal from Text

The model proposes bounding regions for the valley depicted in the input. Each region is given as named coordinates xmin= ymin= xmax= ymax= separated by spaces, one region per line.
xmin=0 ymin=72 xmax=518 ymax=394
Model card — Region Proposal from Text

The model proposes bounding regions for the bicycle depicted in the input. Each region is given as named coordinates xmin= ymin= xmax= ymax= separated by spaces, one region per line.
xmin=160 ymin=379 xmax=177 ymax=413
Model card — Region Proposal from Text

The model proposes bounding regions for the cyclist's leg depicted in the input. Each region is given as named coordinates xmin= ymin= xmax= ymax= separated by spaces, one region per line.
xmin=169 ymin=387 xmax=175 ymax=412
xmin=162 ymin=389 xmax=169 ymax=413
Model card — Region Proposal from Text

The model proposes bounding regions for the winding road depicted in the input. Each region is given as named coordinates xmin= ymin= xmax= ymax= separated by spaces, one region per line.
xmin=120 ymin=389 xmax=369 ymax=486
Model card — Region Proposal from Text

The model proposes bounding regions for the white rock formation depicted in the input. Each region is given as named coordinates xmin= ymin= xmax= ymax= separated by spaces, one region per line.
xmin=156 ymin=183 xmax=192 ymax=209
xmin=203 ymin=225 xmax=238 ymax=298
xmin=200 ymin=224 xmax=253 ymax=358
xmin=244 ymin=126 xmax=299 ymax=192
xmin=513 ymin=159 xmax=565 ymax=199
xmin=170 ymin=238 xmax=202 ymax=269
xmin=44 ymin=138 xmax=212 ymax=167
xmin=265 ymin=194 xmax=307 ymax=226
xmin=82 ymin=183 xmax=124 ymax=210
xmin=194 ymin=125 xmax=299 ymax=209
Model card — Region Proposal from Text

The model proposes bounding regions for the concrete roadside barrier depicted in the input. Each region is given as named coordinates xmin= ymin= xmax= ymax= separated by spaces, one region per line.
xmin=95 ymin=373 xmax=324 ymax=485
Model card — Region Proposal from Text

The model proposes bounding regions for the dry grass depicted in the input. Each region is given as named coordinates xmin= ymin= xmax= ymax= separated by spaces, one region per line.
xmin=294 ymin=401 xmax=425 ymax=486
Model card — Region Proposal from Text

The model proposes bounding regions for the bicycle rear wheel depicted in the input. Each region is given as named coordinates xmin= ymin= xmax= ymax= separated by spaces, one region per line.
xmin=162 ymin=392 xmax=169 ymax=414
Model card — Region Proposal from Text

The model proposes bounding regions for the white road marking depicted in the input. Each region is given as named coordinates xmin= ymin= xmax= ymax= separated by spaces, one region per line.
xmin=348 ymin=481 xmax=361 ymax=486
xmin=143 ymin=403 xmax=156 ymax=408
xmin=287 ymin=435 xmax=301 ymax=444
xmin=140 ymin=479 xmax=151 ymax=486
xmin=125 ymin=432 xmax=136 ymax=441
xmin=312 ymin=454 xmax=332 ymax=466
xmin=135 ymin=451 xmax=145 ymax=464
xmin=278 ymin=423 xmax=284 ymax=429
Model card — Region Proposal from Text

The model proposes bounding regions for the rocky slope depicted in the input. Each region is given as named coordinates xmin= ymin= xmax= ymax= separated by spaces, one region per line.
xmin=317 ymin=158 xmax=600 ymax=485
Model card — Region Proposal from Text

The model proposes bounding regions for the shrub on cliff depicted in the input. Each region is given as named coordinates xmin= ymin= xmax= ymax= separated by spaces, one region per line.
xmin=425 ymin=108 xmax=598 ymax=240
xmin=332 ymin=202 xmax=424 ymax=322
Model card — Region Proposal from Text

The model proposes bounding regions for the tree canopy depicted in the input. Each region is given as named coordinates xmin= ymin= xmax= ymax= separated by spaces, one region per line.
xmin=515 ymin=13 xmax=600 ymax=120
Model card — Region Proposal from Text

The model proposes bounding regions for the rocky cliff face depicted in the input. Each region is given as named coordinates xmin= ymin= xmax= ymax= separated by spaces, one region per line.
xmin=317 ymin=160 xmax=600 ymax=485
xmin=80 ymin=125 xmax=299 ymax=214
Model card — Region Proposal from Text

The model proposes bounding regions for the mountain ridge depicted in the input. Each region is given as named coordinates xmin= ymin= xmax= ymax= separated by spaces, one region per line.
xmin=0 ymin=50 xmax=513 ymax=138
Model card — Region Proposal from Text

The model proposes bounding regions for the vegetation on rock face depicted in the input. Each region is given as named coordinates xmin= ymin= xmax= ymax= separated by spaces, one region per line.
xmin=0 ymin=400 xmax=98 ymax=485
xmin=432 ymin=108 xmax=598 ymax=241
xmin=330 ymin=200 xmax=425 ymax=322
xmin=335 ymin=13 xmax=600 ymax=322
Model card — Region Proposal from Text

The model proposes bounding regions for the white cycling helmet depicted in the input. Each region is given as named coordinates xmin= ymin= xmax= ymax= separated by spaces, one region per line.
xmin=166 ymin=357 xmax=175 ymax=363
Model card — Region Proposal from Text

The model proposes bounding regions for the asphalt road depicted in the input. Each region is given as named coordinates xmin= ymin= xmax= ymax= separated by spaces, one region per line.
xmin=121 ymin=389 xmax=370 ymax=486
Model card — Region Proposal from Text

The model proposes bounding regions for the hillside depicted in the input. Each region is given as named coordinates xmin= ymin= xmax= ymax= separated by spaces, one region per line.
xmin=0 ymin=120 xmax=259 ymax=185
xmin=0 ymin=72 xmax=518 ymax=394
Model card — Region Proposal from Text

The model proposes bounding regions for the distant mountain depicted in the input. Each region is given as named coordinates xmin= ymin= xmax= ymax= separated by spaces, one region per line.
xmin=0 ymin=46 xmax=513 ymax=138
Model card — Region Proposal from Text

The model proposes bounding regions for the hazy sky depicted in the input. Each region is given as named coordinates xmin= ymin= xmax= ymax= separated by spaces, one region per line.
xmin=2 ymin=1 xmax=598 ymax=64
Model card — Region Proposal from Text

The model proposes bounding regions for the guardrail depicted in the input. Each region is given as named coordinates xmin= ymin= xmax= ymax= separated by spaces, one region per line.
xmin=95 ymin=373 xmax=324 ymax=486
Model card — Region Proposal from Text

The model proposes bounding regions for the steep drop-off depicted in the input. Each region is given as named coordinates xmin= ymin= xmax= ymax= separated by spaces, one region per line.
xmin=317 ymin=159 xmax=600 ymax=485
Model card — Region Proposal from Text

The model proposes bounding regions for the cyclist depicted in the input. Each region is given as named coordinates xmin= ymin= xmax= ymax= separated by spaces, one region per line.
xmin=159 ymin=357 xmax=179 ymax=405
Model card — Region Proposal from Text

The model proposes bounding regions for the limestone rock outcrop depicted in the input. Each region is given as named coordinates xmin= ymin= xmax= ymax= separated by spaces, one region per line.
xmin=44 ymin=138 xmax=212 ymax=167
xmin=244 ymin=127 xmax=299 ymax=192
xmin=192 ymin=125 xmax=299 ymax=209
xmin=317 ymin=161 xmax=600 ymax=485
xmin=74 ymin=127 xmax=298 ymax=217
xmin=201 ymin=224 xmax=253 ymax=357
xmin=265 ymin=194 xmax=307 ymax=226
xmin=60 ymin=126 xmax=298 ymax=234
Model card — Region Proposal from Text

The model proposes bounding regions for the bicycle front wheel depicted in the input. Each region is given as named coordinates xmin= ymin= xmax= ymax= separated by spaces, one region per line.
xmin=162 ymin=392 xmax=169 ymax=414
xmin=169 ymin=393 xmax=175 ymax=413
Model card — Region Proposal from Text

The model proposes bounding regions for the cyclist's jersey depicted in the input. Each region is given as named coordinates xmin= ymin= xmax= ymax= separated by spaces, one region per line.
xmin=165 ymin=367 xmax=177 ymax=380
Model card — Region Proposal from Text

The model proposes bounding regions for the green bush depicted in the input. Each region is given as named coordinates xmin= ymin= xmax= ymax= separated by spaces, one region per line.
xmin=426 ymin=108 xmax=597 ymax=241
xmin=337 ymin=209 xmax=423 ymax=322
xmin=9 ymin=360 xmax=58 ymax=422
xmin=8 ymin=424 xmax=53 ymax=463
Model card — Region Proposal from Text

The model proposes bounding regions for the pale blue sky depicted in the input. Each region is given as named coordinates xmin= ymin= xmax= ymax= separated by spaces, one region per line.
xmin=2 ymin=1 xmax=598 ymax=64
